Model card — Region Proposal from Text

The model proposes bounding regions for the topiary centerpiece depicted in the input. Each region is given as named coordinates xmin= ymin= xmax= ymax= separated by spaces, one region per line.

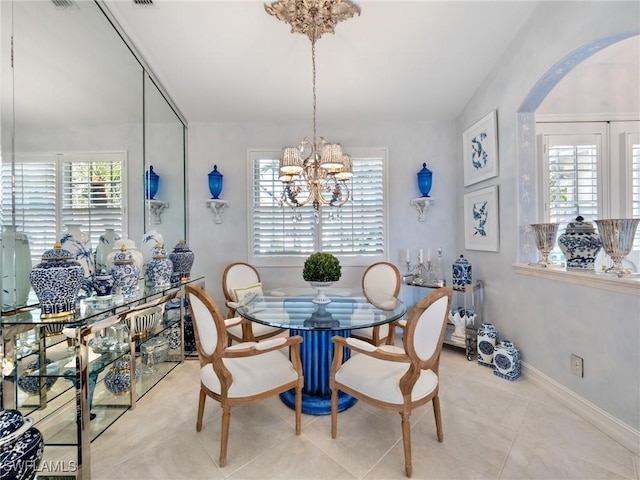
xmin=303 ymin=252 xmax=341 ymax=304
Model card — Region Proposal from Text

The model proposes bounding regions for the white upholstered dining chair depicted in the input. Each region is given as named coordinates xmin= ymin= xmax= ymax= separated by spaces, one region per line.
xmin=222 ymin=262 xmax=285 ymax=344
xmin=330 ymin=287 xmax=453 ymax=478
xmin=185 ymin=284 xmax=304 ymax=467
xmin=350 ymin=261 xmax=401 ymax=346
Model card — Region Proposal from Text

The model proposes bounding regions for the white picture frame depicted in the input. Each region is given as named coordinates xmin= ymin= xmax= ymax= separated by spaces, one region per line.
xmin=464 ymin=185 xmax=499 ymax=252
xmin=463 ymin=110 xmax=499 ymax=186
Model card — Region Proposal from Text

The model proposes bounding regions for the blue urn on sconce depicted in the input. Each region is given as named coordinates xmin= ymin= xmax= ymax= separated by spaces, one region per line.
xmin=417 ymin=162 xmax=433 ymax=197
xmin=208 ymin=164 xmax=223 ymax=199
xmin=144 ymin=165 xmax=159 ymax=200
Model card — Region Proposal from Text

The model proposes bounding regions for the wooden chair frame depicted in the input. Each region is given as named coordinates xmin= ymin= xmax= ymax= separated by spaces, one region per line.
xmin=185 ymin=284 xmax=304 ymax=467
xmin=221 ymin=261 xmax=285 ymax=343
xmin=330 ymin=288 xmax=453 ymax=477
xmin=351 ymin=261 xmax=402 ymax=346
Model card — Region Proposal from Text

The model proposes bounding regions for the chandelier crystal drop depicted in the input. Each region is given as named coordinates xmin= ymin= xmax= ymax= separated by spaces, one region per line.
xmin=265 ymin=0 xmax=360 ymax=217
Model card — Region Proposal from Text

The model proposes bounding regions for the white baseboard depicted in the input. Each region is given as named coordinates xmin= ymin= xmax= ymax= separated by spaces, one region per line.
xmin=521 ymin=361 xmax=640 ymax=456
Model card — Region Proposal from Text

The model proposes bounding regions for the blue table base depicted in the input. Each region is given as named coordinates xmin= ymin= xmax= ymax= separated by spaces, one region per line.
xmin=284 ymin=328 xmax=354 ymax=415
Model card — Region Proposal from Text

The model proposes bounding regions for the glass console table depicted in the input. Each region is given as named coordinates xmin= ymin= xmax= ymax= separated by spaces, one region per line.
xmin=0 ymin=276 xmax=204 ymax=479
xmin=235 ymin=286 xmax=406 ymax=415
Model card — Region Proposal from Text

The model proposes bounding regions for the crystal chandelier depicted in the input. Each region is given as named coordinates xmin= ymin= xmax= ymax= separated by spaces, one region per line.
xmin=265 ymin=0 xmax=360 ymax=219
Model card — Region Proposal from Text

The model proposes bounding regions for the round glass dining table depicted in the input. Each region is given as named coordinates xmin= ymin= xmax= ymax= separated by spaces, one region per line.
xmin=234 ymin=286 xmax=407 ymax=415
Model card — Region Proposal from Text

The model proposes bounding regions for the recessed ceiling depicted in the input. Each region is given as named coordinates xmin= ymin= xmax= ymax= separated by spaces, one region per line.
xmin=103 ymin=0 xmax=541 ymax=124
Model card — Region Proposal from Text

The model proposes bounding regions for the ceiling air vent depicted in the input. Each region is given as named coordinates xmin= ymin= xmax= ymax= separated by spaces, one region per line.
xmin=133 ymin=0 xmax=154 ymax=5
xmin=51 ymin=0 xmax=75 ymax=7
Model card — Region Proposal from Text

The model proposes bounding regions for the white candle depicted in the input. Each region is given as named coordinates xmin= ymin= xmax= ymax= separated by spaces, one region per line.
xmin=405 ymin=248 xmax=410 ymax=263
xmin=427 ymin=248 xmax=432 ymax=262
xmin=418 ymin=249 xmax=423 ymax=263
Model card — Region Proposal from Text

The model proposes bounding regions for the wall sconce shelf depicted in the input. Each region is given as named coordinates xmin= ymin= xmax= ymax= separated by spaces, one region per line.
xmin=410 ymin=197 xmax=433 ymax=222
xmin=146 ymin=199 xmax=169 ymax=225
xmin=206 ymin=199 xmax=229 ymax=224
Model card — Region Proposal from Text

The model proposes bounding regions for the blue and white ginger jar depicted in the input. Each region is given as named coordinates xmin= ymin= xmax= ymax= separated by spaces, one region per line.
xmin=94 ymin=269 xmax=114 ymax=297
xmin=169 ymin=240 xmax=194 ymax=283
xmin=0 ymin=409 xmax=44 ymax=480
xmin=477 ymin=323 xmax=497 ymax=368
xmin=30 ymin=242 xmax=84 ymax=320
xmin=104 ymin=355 xmax=140 ymax=395
xmin=557 ymin=216 xmax=602 ymax=271
xmin=17 ymin=358 xmax=59 ymax=396
xmin=110 ymin=246 xmax=140 ymax=298
xmin=493 ymin=340 xmax=521 ymax=381
xmin=452 ymin=254 xmax=472 ymax=290
xmin=147 ymin=243 xmax=173 ymax=288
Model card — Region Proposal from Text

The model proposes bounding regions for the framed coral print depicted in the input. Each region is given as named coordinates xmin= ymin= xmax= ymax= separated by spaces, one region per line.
xmin=463 ymin=110 xmax=499 ymax=186
xmin=464 ymin=185 xmax=499 ymax=252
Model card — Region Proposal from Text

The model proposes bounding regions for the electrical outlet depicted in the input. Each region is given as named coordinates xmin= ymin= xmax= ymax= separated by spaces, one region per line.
xmin=570 ymin=354 xmax=583 ymax=377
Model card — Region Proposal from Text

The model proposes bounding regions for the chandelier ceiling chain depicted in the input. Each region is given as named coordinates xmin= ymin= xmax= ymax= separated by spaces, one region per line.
xmin=265 ymin=0 xmax=360 ymax=220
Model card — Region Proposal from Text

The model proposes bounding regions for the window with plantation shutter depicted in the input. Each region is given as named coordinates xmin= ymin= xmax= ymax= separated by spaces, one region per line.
xmin=1 ymin=151 xmax=126 ymax=263
xmin=248 ymin=148 xmax=387 ymax=267
xmin=537 ymin=120 xmax=640 ymax=266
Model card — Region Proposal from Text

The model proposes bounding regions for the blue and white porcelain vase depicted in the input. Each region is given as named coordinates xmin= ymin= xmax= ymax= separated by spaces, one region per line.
xmin=0 ymin=225 xmax=32 ymax=310
xmin=141 ymin=230 xmax=163 ymax=286
xmin=452 ymin=254 xmax=472 ymax=290
xmin=493 ymin=340 xmax=521 ymax=381
xmin=557 ymin=216 xmax=602 ymax=271
xmin=60 ymin=223 xmax=94 ymax=299
xmin=17 ymin=358 xmax=59 ymax=395
xmin=0 ymin=409 xmax=44 ymax=480
xmin=147 ymin=243 xmax=173 ymax=288
xmin=110 ymin=246 xmax=140 ymax=298
xmin=169 ymin=240 xmax=194 ymax=283
xmin=94 ymin=269 xmax=114 ymax=297
xmin=30 ymin=242 xmax=84 ymax=320
xmin=95 ymin=228 xmax=120 ymax=273
xmin=104 ymin=355 xmax=140 ymax=396
xmin=477 ymin=323 xmax=497 ymax=368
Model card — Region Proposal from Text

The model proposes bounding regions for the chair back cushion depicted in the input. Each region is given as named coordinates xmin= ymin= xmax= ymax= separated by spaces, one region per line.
xmin=412 ymin=294 xmax=450 ymax=361
xmin=187 ymin=289 xmax=219 ymax=356
xmin=224 ymin=263 xmax=260 ymax=301
xmin=362 ymin=262 xmax=400 ymax=301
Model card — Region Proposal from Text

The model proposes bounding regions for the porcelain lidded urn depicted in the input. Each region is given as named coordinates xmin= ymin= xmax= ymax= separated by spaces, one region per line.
xmin=493 ymin=340 xmax=521 ymax=381
xmin=30 ymin=242 xmax=84 ymax=320
xmin=169 ymin=240 xmax=194 ymax=283
xmin=110 ymin=245 xmax=140 ymax=298
xmin=452 ymin=254 xmax=472 ymax=290
xmin=557 ymin=216 xmax=602 ymax=270
xmin=147 ymin=243 xmax=173 ymax=288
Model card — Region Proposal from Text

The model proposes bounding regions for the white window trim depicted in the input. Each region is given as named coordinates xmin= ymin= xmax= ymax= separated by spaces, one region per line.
xmin=247 ymin=147 xmax=389 ymax=268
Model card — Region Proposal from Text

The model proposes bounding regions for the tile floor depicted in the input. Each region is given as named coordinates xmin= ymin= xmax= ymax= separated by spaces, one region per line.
xmin=91 ymin=346 xmax=639 ymax=480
